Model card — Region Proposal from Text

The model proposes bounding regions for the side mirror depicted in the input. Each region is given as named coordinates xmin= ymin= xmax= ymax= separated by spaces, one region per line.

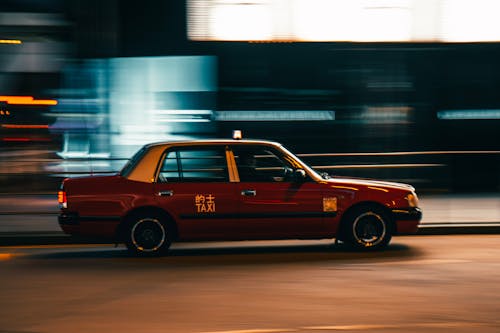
xmin=293 ymin=169 xmax=307 ymax=182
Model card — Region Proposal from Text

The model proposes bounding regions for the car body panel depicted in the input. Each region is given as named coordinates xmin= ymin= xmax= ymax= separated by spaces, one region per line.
xmin=235 ymin=181 xmax=336 ymax=239
xmin=153 ymin=182 xmax=240 ymax=240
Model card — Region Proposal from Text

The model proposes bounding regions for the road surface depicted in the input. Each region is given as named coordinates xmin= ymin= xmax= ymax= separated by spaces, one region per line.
xmin=1 ymin=235 xmax=500 ymax=333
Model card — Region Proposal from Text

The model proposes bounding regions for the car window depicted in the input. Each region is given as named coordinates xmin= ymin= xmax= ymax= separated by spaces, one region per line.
xmin=120 ymin=147 xmax=148 ymax=177
xmin=232 ymin=146 xmax=291 ymax=182
xmin=158 ymin=147 xmax=229 ymax=183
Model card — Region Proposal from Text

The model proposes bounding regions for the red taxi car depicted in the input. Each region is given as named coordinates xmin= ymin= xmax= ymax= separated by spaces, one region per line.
xmin=58 ymin=139 xmax=422 ymax=256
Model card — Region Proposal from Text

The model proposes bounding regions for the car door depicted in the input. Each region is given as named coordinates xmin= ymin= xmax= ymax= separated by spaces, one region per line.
xmin=154 ymin=145 xmax=239 ymax=240
xmin=231 ymin=145 xmax=329 ymax=239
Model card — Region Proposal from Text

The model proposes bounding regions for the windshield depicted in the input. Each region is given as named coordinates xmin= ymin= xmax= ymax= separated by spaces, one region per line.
xmin=277 ymin=145 xmax=324 ymax=181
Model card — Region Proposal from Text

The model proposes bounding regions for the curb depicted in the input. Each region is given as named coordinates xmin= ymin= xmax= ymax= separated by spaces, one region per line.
xmin=417 ymin=223 xmax=500 ymax=235
xmin=0 ymin=232 xmax=113 ymax=246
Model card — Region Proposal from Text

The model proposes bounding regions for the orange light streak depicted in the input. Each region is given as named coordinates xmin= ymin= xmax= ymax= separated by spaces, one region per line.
xmin=0 ymin=39 xmax=22 ymax=44
xmin=0 ymin=253 xmax=13 ymax=260
xmin=0 ymin=95 xmax=58 ymax=105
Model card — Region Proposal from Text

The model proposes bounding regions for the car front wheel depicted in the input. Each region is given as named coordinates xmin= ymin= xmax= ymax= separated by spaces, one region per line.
xmin=344 ymin=205 xmax=392 ymax=250
xmin=125 ymin=215 xmax=171 ymax=256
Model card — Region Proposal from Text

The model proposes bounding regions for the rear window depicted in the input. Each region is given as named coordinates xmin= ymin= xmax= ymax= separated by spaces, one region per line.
xmin=120 ymin=147 xmax=148 ymax=177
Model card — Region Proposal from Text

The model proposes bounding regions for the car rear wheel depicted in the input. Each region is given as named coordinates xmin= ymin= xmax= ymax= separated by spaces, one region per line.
xmin=125 ymin=215 xmax=171 ymax=256
xmin=344 ymin=205 xmax=392 ymax=250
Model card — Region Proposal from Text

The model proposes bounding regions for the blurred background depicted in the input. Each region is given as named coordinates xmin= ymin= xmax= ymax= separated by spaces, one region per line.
xmin=0 ymin=0 xmax=499 ymax=194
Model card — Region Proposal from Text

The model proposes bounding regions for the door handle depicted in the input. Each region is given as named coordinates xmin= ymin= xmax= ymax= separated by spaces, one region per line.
xmin=158 ymin=190 xmax=174 ymax=197
xmin=241 ymin=189 xmax=256 ymax=196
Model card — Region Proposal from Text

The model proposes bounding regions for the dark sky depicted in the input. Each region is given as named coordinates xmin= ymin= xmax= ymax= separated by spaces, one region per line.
xmin=119 ymin=0 xmax=189 ymax=56
xmin=0 ymin=0 xmax=65 ymax=12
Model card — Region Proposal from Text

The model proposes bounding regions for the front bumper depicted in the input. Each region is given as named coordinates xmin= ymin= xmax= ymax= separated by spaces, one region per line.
xmin=391 ymin=207 xmax=422 ymax=234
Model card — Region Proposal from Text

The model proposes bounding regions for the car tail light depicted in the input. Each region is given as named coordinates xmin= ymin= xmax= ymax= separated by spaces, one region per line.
xmin=58 ymin=190 xmax=67 ymax=209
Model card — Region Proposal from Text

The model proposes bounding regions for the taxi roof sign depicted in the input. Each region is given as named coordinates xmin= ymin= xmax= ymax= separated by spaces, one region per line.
xmin=232 ymin=130 xmax=242 ymax=140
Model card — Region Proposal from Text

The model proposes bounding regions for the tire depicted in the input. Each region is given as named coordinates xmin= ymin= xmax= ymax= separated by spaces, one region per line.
xmin=125 ymin=214 xmax=172 ymax=256
xmin=343 ymin=205 xmax=392 ymax=250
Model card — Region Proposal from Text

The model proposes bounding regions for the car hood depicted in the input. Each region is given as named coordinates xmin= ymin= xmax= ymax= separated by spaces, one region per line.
xmin=326 ymin=176 xmax=415 ymax=192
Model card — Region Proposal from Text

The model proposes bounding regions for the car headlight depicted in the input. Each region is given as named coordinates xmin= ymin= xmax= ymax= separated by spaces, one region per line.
xmin=405 ymin=193 xmax=419 ymax=208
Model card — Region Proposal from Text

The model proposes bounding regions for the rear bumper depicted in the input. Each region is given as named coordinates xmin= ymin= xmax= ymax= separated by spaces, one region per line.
xmin=59 ymin=212 xmax=80 ymax=225
xmin=391 ymin=207 xmax=423 ymax=234
xmin=58 ymin=212 xmax=121 ymax=237
xmin=58 ymin=212 xmax=80 ymax=235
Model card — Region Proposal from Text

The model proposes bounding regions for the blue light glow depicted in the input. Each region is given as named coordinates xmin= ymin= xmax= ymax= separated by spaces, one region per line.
xmin=437 ymin=110 xmax=500 ymax=120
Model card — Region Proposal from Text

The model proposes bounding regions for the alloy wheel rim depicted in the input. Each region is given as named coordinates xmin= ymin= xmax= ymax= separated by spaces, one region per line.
xmin=131 ymin=218 xmax=166 ymax=252
xmin=352 ymin=212 xmax=386 ymax=247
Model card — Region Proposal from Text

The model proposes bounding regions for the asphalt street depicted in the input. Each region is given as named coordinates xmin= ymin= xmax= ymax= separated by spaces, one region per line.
xmin=1 ymin=235 xmax=500 ymax=333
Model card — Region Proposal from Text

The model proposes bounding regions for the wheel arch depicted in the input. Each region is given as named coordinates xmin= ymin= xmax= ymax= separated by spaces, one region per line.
xmin=337 ymin=201 xmax=394 ymax=241
xmin=115 ymin=206 xmax=178 ymax=242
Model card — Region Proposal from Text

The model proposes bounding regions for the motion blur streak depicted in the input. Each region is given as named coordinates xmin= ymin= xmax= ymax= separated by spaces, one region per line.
xmin=0 ymin=253 xmax=13 ymax=260
xmin=50 ymin=56 xmax=216 ymax=159
xmin=200 ymin=329 xmax=293 ymax=333
xmin=303 ymin=322 xmax=487 ymax=330
xmin=2 ymin=138 xmax=31 ymax=142
xmin=0 ymin=96 xmax=58 ymax=105
xmin=437 ymin=110 xmax=500 ymax=120
xmin=314 ymin=164 xmax=445 ymax=169
xmin=188 ymin=0 xmax=500 ymax=42
xmin=0 ymin=39 xmax=22 ymax=44
xmin=2 ymin=124 xmax=49 ymax=129
xmin=298 ymin=151 xmax=500 ymax=157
